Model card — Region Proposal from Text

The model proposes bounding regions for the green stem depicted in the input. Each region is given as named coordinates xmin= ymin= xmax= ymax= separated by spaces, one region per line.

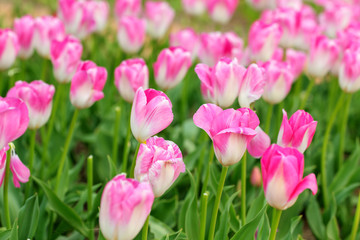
xmin=55 ymin=108 xmax=79 ymax=193
xmin=299 ymin=79 xmax=315 ymax=109
xmin=41 ymin=58 xmax=48 ymax=81
xmin=4 ymin=143 xmax=14 ymax=229
xmin=112 ymin=106 xmax=121 ymax=168
xmin=350 ymin=193 xmax=360 ymax=240
xmin=122 ymin=112 xmax=132 ymax=173
xmin=142 ymin=215 xmax=150 ymax=240
xmin=196 ymin=133 xmax=208 ymax=192
xmin=208 ymin=166 xmax=228 ymax=240
xmin=129 ymin=142 xmax=140 ymax=178
xmin=181 ymin=71 xmax=190 ymax=121
xmin=201 ymin=146 xmax=214 ymax=196
xmin=200 ymin=192 xmax=209 ymax=240
xmin=25 ymin=129 xmax=37 ymax=198
xmin=241 ymin=152 xmax=247 ymax=224
xmin=265 ymin=104 xmax=274 ymax=134
xmin=338 ymin=93 xmax=352 ymax=168
xmin=321 ymin=92 xmax=345 ymax=209
xmin=87 ymin=155 xmax=94 ymax=240
xmin=269 ymin=208 xmax=282 ymax=240
xmin=46 ymin=83 xmax=64 ymax=142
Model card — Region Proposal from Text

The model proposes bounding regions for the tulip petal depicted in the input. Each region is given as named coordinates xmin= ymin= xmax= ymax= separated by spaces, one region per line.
xmin=10 ymin=154 xmax=30 ymax=188
xmin=288 ymin=173 xmax=318 ymax=202
xmin=193 ymin=103 xmax=223 ymax=138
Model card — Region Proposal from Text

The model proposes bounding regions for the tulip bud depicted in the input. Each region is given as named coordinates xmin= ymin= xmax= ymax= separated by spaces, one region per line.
xmin=114 ymin=58 xmax=149 ymax=102
xmin=207 ymin=0 xmax=239 ymax=24
xmin=182 ymin=0 xmax=207 ymax=16
xmin=115 ymin=0 xmax=141 ymax=19
xmin=238 ymin=64 xmax=265 ymax=108
xmin=261 ymin=144 xmax=318 ymax=210
xmin=170 ymin=28 xmax=199 ymax=60
xmin=14 ymin=15 xmax=35 ymax=59
xmin=70 ymin=61 xmax=107 ymax=109
xmin=135 ymin=136 xmax=185 ymax=197
xmin=339 ymin=45 xmax=360 ymax=93
xmin=193 ymin=104 xmax=259 ymax=166
xmin=117 ymin=16 xmax=146 ymax=54
xmin=99 ymin=174 xmax=154 ymax=240
xmin=0 ymin=29 xmax=19 ymax=71
xmin=250 ymin=166 xmax=262 ymax=187
xmin=50 ymin=35 xmax=83 ymax=83
xmin=145 ymin=1 xmax=175 ymax=39
xmin=154 ymin=47 xmax=192 ymax=90
xmin=7 ymin=81 xmax=55 ymax=130
xmin=131 ymin=88 xmax=173 ymax=143
xmin=277 ymin=109 xmax=317 ymax=153
xmin=247 ymin=126 xmax=270 ymax=158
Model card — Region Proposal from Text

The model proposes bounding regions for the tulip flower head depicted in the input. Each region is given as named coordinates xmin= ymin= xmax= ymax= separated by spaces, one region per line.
xmin=135 ymin=136 xmax=185 ymax=197
xmin=14 ymin=15 xmax=35 ymax=59
xmin=261 ymin=144 xmax=318 ymax=210
xmin=99 ymin=174 xmax=154 ymax=240
xmin=277 ymin=109 xmax=317 ymax=153
xmin=115 ymin=58 xmax=149 ymax=103
xmin=145 ymin=1 xmax=175 ymax=39
xmin=87 ymin=0 xmax=109 ymax=33
xmin=339 ymin=45 xmax=360 ymax=93
xmin=286 ymin=49 xmax=306 ymax=79
xmin=131 ymin=88 xmax=174 ymax=143
xmin=7 ymin=81 xmax=55 ymax=130
xmin=117 ymin=17 xmax=146 ymax=54
xmin=207 ymin=0 xmax=239 ymax=24
xmin=193 ymin=104 xmax=259 ymax=166
xmin=182 ymin=0 xmax=207 ymax=16
xmin=0 ymin=29 xmax=19 ymax=71
xmin=247 ymin=126 xmax=271 ymax=158
xmin=170 ymin=28 xmax=199 ymax=60
xmin=115 ymin=0 xmax=141 ymax=19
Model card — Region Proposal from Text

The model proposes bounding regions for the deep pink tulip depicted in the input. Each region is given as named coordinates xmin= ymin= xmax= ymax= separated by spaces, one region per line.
xmin=207 ymin=0 xmax=239 ymax=24
xmin=277 ymin=109 xmax=317 ymax=153
xmin=115 ymin=0 xmax=141 ymax=19
xmin=286 ymin=49 xmax=306 ymax=79
xmin=135 ymin=136 xmax=185 ymax=197
xmin=0 ymin=97 xmax=29 ymax=150
xmin=250 ymin=166 xmax=262 ymax=187
xmin=50 ymin=35 xmax=83 ymax=83
xmin=0 ymin=29 xmax=19 ymax=70
xmin=114 ymin=58 xmax=149 ymax=102
xmin=145 ymin=1 xmax=175 ymax=39
xmin=247 ymin=126 xmax=271 ymax=158
xmin=170 ymin=28 xmax=199 ymax=60
xmin=154 ymin=47 xmax=192 ymax=90
xmin=339 ymin=44 xmax=360 ymax=93
xmin=7 ymin=81 xmax=55 ymax=130
xmin=70 ymin=61 xmax=107 ymax=109
xmin=99 ymin=174 xmax=154 ymax=240
xmin=131 ymin=88 xmax=173 ymax=143
xmin=182 ymin=0 xmax=207 ymax=16
xmin=14 ymin=15 xmax=35 ymax=59
xmin=193 ymin=104 xmax=259 ymax=166
xmin=261 ymin=144 xmax=318 ymax=210
xmin=117 ymin=16 xmax=146 ymax=54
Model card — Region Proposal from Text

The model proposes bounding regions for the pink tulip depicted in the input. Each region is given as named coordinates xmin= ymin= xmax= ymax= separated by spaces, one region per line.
xmin=246 ymin=0 xmax=276 ymax=10
xmin=339 ymin=45 xmax=360 ymax=93
xmin=7 ymin=81 xmax=55 ymax=130
xmin=170 ymin=28 xmax=199 ymax=60
xmin=337 ymin=23 xmax=360 ymax=51
xmin=193 ymin=104 xmax=259 ymax=166
xmin=14 ymin=15 xmax=35 ymax=59
xmin=196 ymin=57 xmax=246 ymax=108
xmin=247 ymin=126 xmax=271 ymax=158
xmin=0 ymin=29 xmax=19 ymax=70
xmin=261 ymin=144 xmax=318 ymax=210
xmin=115 ymin=0 xmax=141 ymax=19
xmin=50 ymin=35 xmax=83 ymax=83
xmin=277 ymin=109 xmax=317 ymax=153
xmin=182 ymin=0 xmax=207 ymax=16
xmin=286 ymin=49 xmax=306 ymax=79
xmin=145 ymin=1 xmax=175 ymax=39
xmin=131 ymin=88 xmax=173 ymax=143
xmin=0 ymin=97 xmax=29 ymax=150
xmin=99 ymin=174 xmax=154 ymax=240
xmin=154 ymin=47 xmax=192 ymax=90
xmin=33 ymin=16 xmax=66 ymax=58
xmin=134 ymin=136 xmax=185 ymax=197
xmin=207 ymin=0 xmax=239 ymax=24
xmin=87 ymin=0 xmax=109 ymax=33
xmin=262 ymin=60 xmax=294 ymax=104
xmin=0 ymin=146 xmax=30 ymax=188
xmin=248 ymin=20 xmax=282 ymax=62
xmin=117 ymin=16 xmax=146 ymax=54
xmin=70 ymin=61 xmax=107 ymax=109
xmin=250 ymin=166 xmax=262 ymax=187
xmin=114 ymin=58 xmax=149 ymax=102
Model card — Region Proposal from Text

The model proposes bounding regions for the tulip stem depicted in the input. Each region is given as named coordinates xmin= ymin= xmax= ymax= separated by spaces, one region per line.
xmin=130 ymin=142 xmax=140 ymax=178
xmin=300 ymin=79 xmax=315 ymax=109
xmin=265 ymin=104 xmax=273 ymax=134
xmin=241 ymin=152 xmax=247 ymax=224
xmin=181 ymin=72 xmax=190 ymax=121
xmin=350 ymin=193 xmax=360 ymax=240
xmin=200 ymin=191 xmax=209 ymax=240
xmin=208 ymin=166 xmax=228 ymax=240
xmin=122 ymin=110 xmax=132 ymax=173
xmin=321 ymin=92 xmax=345 ymax=209
xmin=196 ymin=132 xmax=209 ymax=192
xmin=87 ymin=155 xmax=94 ymax=240
xmin=338 ymin=93 xmax=352 ymax=168
xmin=142 ymin=215 xmax=150 ymax=240
xmin=4 ymin=143 xmax=14 ymax=229
xmin=269 ymin=208 xmax=282 ymax=240
xmin=201 ymin=146 xmax=214 ymax=196
xmin=55 ymin=108 xmax=79 ymax=194
xmin=112 ymin=106 xmax=121 ymax=168
xmin=25 ymin=129 xmax=37 ymax=198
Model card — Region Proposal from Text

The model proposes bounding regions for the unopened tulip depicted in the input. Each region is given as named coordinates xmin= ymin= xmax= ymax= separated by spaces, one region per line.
xmin=248 ymin=20 xmax=282 ymax=62
xmin=14 ymin=15 xmax=35 ymax=59
xmin=33 ymin=16 xmax=66 ymax=58
xmin=196 ymin=57 xmax=246 ymax=108
xmin=193 ymin=104 xmax=259 ymax=166
xmin=262 ymin=60 xmax=294 ymax=104
xmin=0 ymin=29 xmax=19 ymax=70
xmin=70 ymin=61 xmax=107 ymax=109
xmin=182 ymin=0 xmax=207 ymax=16
xmin=339 ymin=45 xmax=360 ymax=93
xmin=131 ymin=88 xmax=173 ymax=143
xmin=117 ymin=17 xmax=146 ymax=54
xmin=0 ymin=97 xmax=29 ymax=150
xmin=154 ymin=47 xmax=192 ymax=90
xmin=114 ymin=58 xmax=149 ymax=102
xmin=115 ymin=0 xmax=141 ymax=19
xmin=250 ymin=166 xmax=262 ymax=187
xmin=145 ymin=1 xmax=175 ymax=39
xmin=277 ymin=109 xmax=317 ymax=153
xmin=99 ymin=174 xmax=154 ymax=240
xmin=170 ymin=28 xmax=199 ymax=60
xmin=286 ymin=49 xmax=306 ymax=78
xmin=207 ymin=0 xmax=239 ymax=24
xmin=88 ymin=0 xmax=109 ymax=33
xmin=261 ymin=144 xmax=317 ymax=210
xmin=7 ymin=81 xmax=55 ymax=130
xmin=247 ymin=126 xmax=270 ymax=158
xmin=135 ymin=136 xmax=185 ymax=197
xmin=50 ymin=35 xmax=83 ymax=83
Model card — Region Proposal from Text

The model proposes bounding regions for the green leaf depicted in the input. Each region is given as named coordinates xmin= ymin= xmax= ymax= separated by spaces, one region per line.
xmin=149 ymin=216 xmax=174 ymax=239
xmin=107 ymin=155 xmax=117 ymax=179
xmin=215 ymin=191 xmax=239 ymax=240
xmin=10 ymin=219 xmax=18 ymax=240
xmin=283 ymin=215 xmax=303 ymax=240
xmin=0 ymin=230 xmax=11 ymax=240
xmin=160 ymin=230 xmax=188 ymax=240
xmin=326 ymin=217 xmax=340 ymax=240
xmin=17 ymin=194 xmax=39 ymax=240
xmin=32 ymin=177 xmax=90 ymax=238
xmin=246 ymin=191 xmax=266 ymax=222
xmin=305 ymin=195 xmax=325 ymax=239
xmin=255 ymin=212 xmax=270 ymax=240
xmin=185 ymin=169 xmax=200 ymax=240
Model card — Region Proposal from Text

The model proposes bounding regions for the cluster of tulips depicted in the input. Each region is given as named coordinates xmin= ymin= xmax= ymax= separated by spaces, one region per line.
xmin=0 ymin=0 xmax=360 ymax=239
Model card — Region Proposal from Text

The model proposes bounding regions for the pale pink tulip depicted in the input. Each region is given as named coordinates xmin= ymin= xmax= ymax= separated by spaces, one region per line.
xmin=337 ymin=23 xmax=360 ymax=50
xmin=170 ymin=28 xmax=199 ymax=60
xmin=247 ymin=126 xmax=270 ymax=158
xmin=0 ymin=29 xmax=19 ymax=70
xmin=182 ymin=0 xmax=207 ymax=16
xmin=246 ymin=0 xmax=276 ymax=10
xmin=117 ymin=17 xmax=146 ymax=54
xmin=207 ymin=0 xmax=239 ymax=24
xmin=339 ymin=45 xmax=360 ymax=93
xmin=276 ymin=0 xmax=303 ymax=9
xmin=286 ymin=49 xmax=306 ymax=78
xmin=88 ymin=0 xmax=109 ymax=33
xmin=115 ymin=0 xmax=141 ymax=19
xmin=14 ymin=15 xmax=35 ymax=59
xmin=145 ymin=1 xmax=175 ymax=39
